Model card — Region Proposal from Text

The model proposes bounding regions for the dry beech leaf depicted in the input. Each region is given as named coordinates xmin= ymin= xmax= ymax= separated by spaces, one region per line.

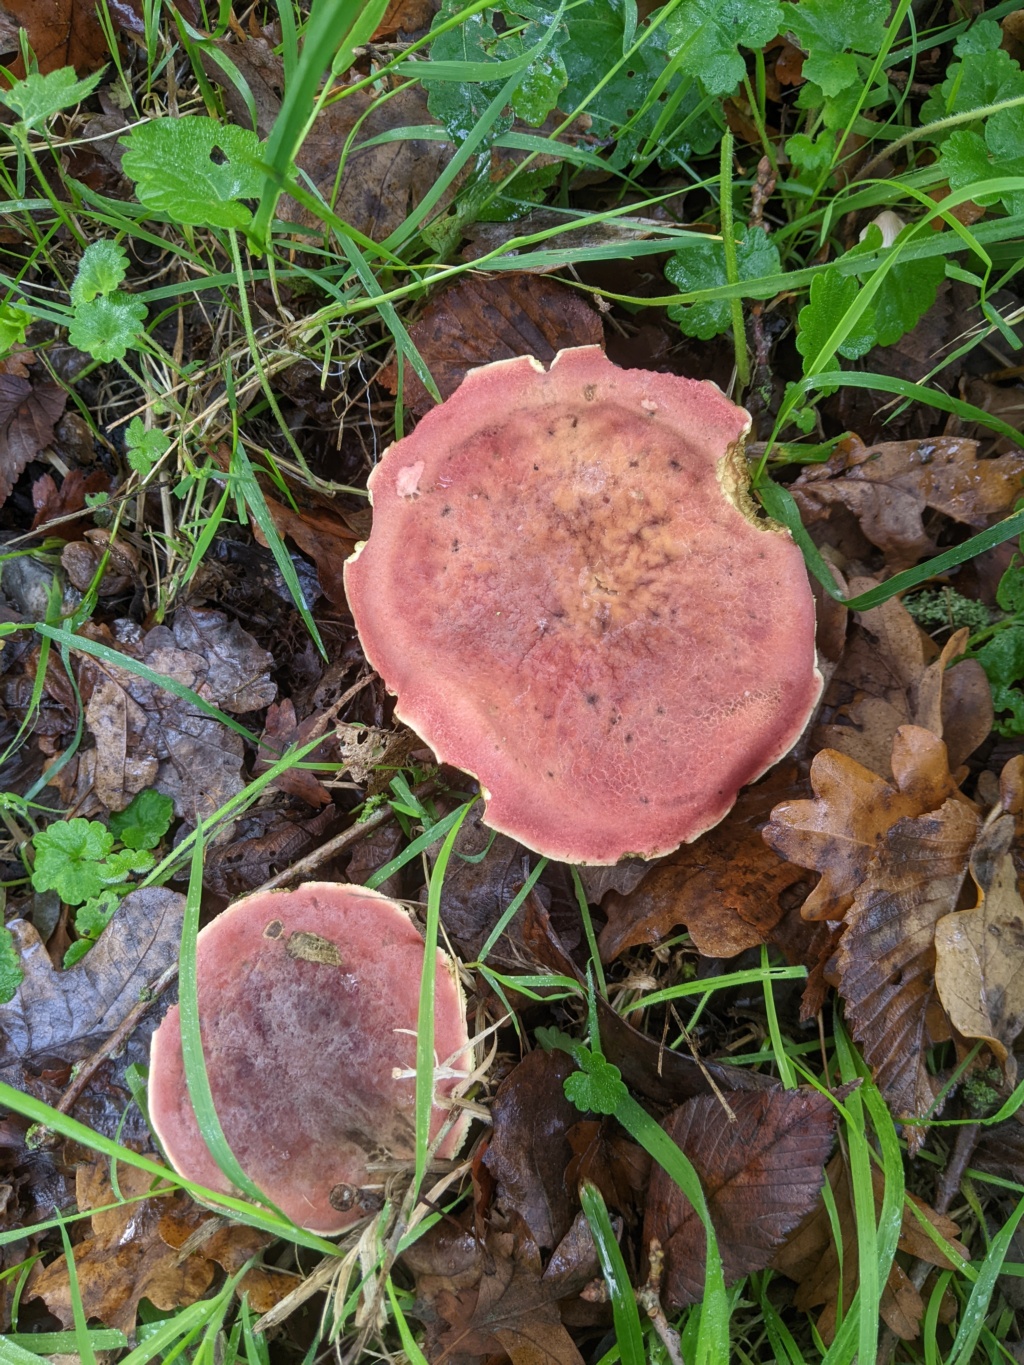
xmin=379 ymin=274 xmax=605 ymax=418
xmin=835 ymin=797 xmax=980 ymax=1145
xmin=764 ymin=725 xmax=963 ymax=922
xmin=935 ymin=813 xmax=1024 ymax=1081
xmin=601 ymin=767 xmax=808 ymax=961
xmin=371 ymin=0 xmax=439 ymax=39
xmin=482 ymin=1050 xmax=580 ymax=1252
xmin=644 ymin=1087 xmax=841 ymax=1308
xmin=0 ymin=888 xmax=184 ymax=1082
xmin=790 ymin=435 xmax=1024 ymax=571
xmin=771 ymin=1151 xmax=968 ymax=1344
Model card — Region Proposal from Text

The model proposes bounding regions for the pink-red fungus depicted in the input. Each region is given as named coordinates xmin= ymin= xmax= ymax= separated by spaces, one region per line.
xmin=345 ymin=346 xmax=822 ymax=865
xmin=149 ymin=882 xmax=470 ymax=1235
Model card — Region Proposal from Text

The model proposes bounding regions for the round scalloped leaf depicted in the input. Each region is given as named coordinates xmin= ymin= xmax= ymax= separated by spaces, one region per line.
xmin=120 ymin=117 xmax=264 ymax=229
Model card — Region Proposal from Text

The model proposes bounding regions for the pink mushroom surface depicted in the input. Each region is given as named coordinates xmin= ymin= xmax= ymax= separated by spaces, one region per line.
xmin=149 ymin=883 xmax=470 ymax=1235
xmin=345 ymin=346 xmax=822 ymax=865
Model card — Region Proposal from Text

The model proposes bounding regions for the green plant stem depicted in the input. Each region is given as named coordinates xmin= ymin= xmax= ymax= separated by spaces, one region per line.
xmin=719 ymin=132 xmax=749 ymax=390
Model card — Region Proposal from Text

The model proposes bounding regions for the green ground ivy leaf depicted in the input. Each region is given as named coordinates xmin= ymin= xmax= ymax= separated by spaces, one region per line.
xmin=0 ymin=67 xmax=103 ymax=129
xmin=68 ymin=293 xmax=147 ymax=362
xmin=859 ymin=253 xmax=945 ymax=350
xmin=666 ymin=226 xmax=781 ymax=340
xmin=796 ymin=266 xmax=862 ymax=368
xmin=921 ymin=22 xmax=1024 ymax=124
xmin=120 ymin=118 xmax=264 ymax=229
xmin=782 ymin=0 xmax=889 ymax=97
xmin=662 ymin=0 xmax=783 ymax=98
xmin=0 ymin=302 xmax=30 ymax=353
xmin=31 ymin=819 xmax=115 ymax=905
xmin=0 ymin=926 xmax=22 ymax=1004
xmin=109 ymin=788 xmax=174 ymax=850
xmin=70 ymin=240 xmax=129 ymax=306
xmin=974 ymin=628 xmax=1024 ymax=736
xmin=564 ymin=1051 xmax=628 ymax=1116
xmin=558 ymin=0 xmax=719 ymax=168
xmin=785 ymin=129 xmax=835 ymax=183
xmin=123 ymin=417 xmax=170 ymax=477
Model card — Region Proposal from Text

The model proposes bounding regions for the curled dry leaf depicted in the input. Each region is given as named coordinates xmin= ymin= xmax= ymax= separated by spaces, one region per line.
xmin=764 ymin=725 xmax=963 ymax=922
xmin=835 ymin=797 xmax=980 ymax=1145
xmin=0 ymin=888 xmax=184 ymax=1085
xmin=771 ymin=1150 xmax=968 ymax=1343
xmin=643 ymin=1087 xmax=841 ymax=1308
xmin=600 ymin=766 xmax=809 ymax=961
xmin=26 ymin=1158 xmax=288 ymax=1334
xmin=379 ymin=273 xmax=605 ymax=418
xmin=935 ymin=812 xmax=1024 ymax=1082
xmin=790 ymin=434 xmax=1024 ymax=571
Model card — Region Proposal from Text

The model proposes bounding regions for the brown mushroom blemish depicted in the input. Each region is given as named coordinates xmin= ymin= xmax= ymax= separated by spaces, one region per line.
xmin=148 ymin=882 xmax=471 ymax=1235
xmin=345 ymin=346 xmax=822 ymax=865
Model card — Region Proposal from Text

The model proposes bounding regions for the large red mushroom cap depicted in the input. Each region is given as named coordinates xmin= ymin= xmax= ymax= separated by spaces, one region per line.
xmin=148 ymin=883 xmax=471 ymax=1236
xmin=345 ymin=346 xmax=822 ymax=865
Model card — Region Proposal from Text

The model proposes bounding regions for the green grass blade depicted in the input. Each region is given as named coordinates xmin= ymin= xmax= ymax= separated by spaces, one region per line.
xmin=580 ymin=1181 xmax=646 ymax=1365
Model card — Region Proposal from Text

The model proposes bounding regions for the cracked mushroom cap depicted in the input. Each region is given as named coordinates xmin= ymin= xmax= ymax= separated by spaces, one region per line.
xmin=345 ymin=346 xmax=822 ymax=865
xmin=148 ymin=883 xmax=471 ymax=1235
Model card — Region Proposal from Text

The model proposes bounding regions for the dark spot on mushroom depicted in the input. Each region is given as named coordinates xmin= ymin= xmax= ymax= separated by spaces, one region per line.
xmin=571 ymin=416 xmax=579 ymax=428
xmin=440 ymin=505 xmax=452 ymax=517
xmin=583 ymin=384 xmax=597 ymax=400
xmin=625 ymin=733 xmax=633 ymax=743
xmin=586 ymin=693 xmax=599 ymax=705
xmin=655 ymin=706 xmax=665 ymax=715
xmin=629 ymin=459 xmax=639 ymax=468
xmin=329 ymin=1183 xmax=357 ymax=1212
xmin=263 ymin=920 xmax=284 ymax=939
xmin=451 ymin=539 xmax=459 ymax=552
xmin=669 ymin=459 xmax=681 ymax=470
xmin=547 ymin=770 xmax=554 ymax=777
xmin=533 ymin=464 xmax=540 ymax=471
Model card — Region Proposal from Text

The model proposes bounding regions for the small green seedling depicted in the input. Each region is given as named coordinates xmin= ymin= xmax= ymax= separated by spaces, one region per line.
xmin=67 ymin=239 xmax=147 ymax=362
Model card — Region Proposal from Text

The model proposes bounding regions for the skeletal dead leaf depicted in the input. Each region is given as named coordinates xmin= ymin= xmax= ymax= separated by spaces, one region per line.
xmin=85 ymin=676 xmax=159 ymax=811
xmin=764 ymin=725 xmax=963 ymax=921
xmin=791 ymin=434 xmax=1024 ymax=571
xmin=835 ymin=798 xmax=980 ymax=1144
xmin=483 ymin=1050 xmax=580 ymax=1251
xmin=379 ymin=274 xmax=604 ymax=418
xmin=644 ymin=1087 xmax=840 ymax=1308
xmin=601 ymin=767 xmax=808 ymax=960
xmin=27 ymin=1158 xmax=286 ymax=1333
xmin=771 ymin=1150 xmax=967 ymax=1343
xmin=935 ymin=813 xmax=1024 ymax=1081
xmin=0 ymin=352 xmax=67 ymax=509
xmin=0 ymin=887 xmax=184 ymax=1082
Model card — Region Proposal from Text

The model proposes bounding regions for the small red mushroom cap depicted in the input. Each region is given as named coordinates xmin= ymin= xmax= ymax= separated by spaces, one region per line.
xmin=345 ymin=346 xmax=822 ymax=865
xmin=148 ymin=883 xmax=471 ymax=1235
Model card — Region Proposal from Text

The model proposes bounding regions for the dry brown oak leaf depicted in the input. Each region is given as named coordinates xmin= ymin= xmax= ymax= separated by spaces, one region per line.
xmin=815 ymin=586 xmax=992 ymax=781
xmin=764 ymin=724 xmax=965 ymax=922
xmin=26 ymin=1159 xmax=291 ymax=1333
xmin=644 ymin=1087 xmax=842 ymax=1309
xmin=600 ymin=764 xmax=808 ymax=961
xmin=935 ymin=810 xmax=1024 ymax=1084
xmin=834 ymin=796 xmax=981 ymax=1147
xmin=771 ymin=1150 xmax=967 ymax=1344
xmin=790 ymin=433 xmax=1024 ymax=571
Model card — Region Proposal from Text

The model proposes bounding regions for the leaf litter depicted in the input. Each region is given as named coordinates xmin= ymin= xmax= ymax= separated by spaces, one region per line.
xmin=3 ymin=5 xmax=1024 ymax=1361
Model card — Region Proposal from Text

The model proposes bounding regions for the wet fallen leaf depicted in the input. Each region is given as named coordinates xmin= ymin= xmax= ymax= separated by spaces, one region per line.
xmin=764 ymin=725 xmax=963 ymax=921
xmin=27 ymin=1158 xmax=288 ymax=1332
xmin=200 ymin=804 xmax=336 ymax=898
xmin=0 ymin=351 xmax=67 ymax=508
xmin=483 ymin=1050 xmax=580 ymax=1252
xmin=256 ymin=494 xmax=357 ymax=609
xmin=372 ymin=0 xmax=438 ymax=38
xmin=379 ymin=273 xmax=604 ymax=418
xmin=0 ymin=887 xmax=184 ymax=1084
xmin=405 ymin=1215 xmax=589 ymax=1365
xmin=935 ymin=812 xmax=1024 ymax=1082
xmin=564 ymin=1119 xmax=649 ymax=1225
xmin=835 ymin=797 xmax=980 ymax=1142
xmin=601 ymin=767 xmax=808 ymax=960
xmin=644 ymin=1087 xmax=840 ymax=1308
xmin=257 ymin=699 xmax=333 ymax=807
xmin=31 ymin=468 xmax=113 ymax=533
xmin=0 ymin=0 xmax=108 ymax=74
xmin=791 ymin=434 xmax=1024 ymax=570
xmin=771 ymin=1151 xmax=967 ymax=1343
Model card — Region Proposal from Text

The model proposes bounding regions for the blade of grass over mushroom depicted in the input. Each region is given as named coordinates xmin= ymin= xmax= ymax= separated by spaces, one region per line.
xmin=757 ymin=482 xmax=1024 ymax=612
xmin=178 ymin=828 xmax=286 ymax=1219
xmin=246 ymin=0 xmax=392 ymax=252
xmin=414 ymin=799 xmax=474 ymax=1195
xmin=580 ymin=1181 xmax=646 ymax=1365
xmin=0 ymin=1083 xmax=339 ymax=1252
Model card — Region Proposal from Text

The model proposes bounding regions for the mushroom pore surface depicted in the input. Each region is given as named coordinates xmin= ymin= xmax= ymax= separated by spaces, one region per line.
xmin=345 ymin=346 xmax=822 ymax=864
xmin=148 ymin=883 xmax=470 ymax=1235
